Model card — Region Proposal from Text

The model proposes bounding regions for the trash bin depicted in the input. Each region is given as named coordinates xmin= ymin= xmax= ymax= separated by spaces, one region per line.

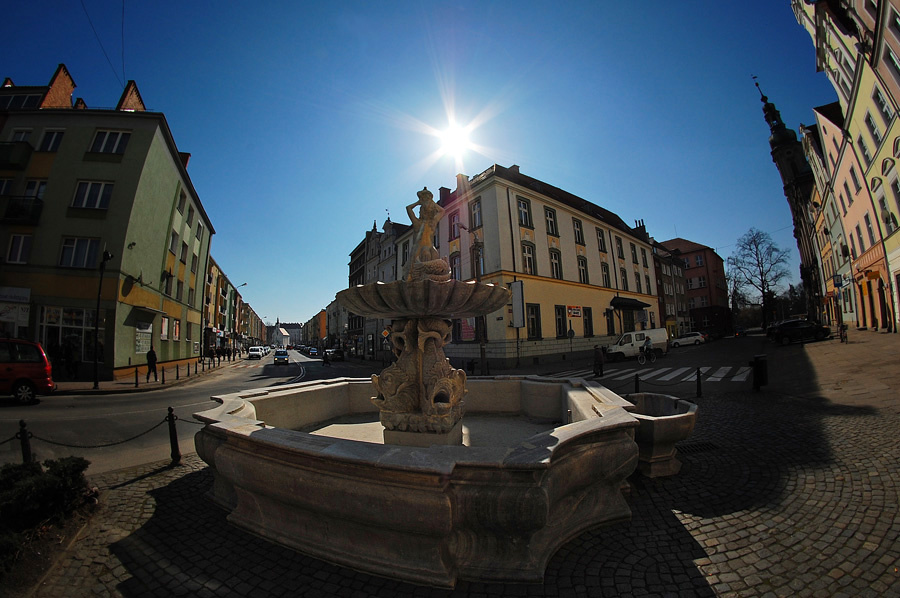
xmin=750 ymin=354 xmax=767 ymax=390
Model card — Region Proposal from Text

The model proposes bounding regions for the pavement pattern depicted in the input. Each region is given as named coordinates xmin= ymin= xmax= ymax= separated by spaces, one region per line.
xmin=19 ymin=332 xmax=900 ymax=597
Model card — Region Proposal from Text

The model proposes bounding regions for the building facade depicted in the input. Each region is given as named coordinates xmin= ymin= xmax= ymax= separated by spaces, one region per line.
xmin=659 ymin=238 xmax=731 ymax=337
xmin=1 ymin=64 xmax=215 ymax=380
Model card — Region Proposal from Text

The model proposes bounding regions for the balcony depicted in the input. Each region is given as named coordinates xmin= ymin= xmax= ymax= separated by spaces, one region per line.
xmin=2 ymin=196 xmax=43 ymax=224
xmin=0 ymin=141 xmax=34 ymax=170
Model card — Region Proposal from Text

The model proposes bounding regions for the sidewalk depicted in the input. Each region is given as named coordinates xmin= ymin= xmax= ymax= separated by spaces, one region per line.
xmin=20 ymin=331 xmax=900 ymax=597
xmin=53 ymin=357 xmax=250 ymax=396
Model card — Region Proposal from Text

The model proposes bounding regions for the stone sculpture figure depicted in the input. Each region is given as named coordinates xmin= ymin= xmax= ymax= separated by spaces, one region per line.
xmin=338 ymin=186 xmax=510 ymax=445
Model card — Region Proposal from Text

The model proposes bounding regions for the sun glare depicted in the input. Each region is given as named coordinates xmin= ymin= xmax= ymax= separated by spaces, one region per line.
xmin=439 ymin=123 xmax=472 ymax=159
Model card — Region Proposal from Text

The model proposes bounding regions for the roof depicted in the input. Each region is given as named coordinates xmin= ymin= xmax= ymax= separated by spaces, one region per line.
xmin=444 ymin=164 xmax=642 ymax=240
xmin=659 ymin=238 xmax=713 ymax=254
xmin=813 ymin=102 xmax=843 ymax=128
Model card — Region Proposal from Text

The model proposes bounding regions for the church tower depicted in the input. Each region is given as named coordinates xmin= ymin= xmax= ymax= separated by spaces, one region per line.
xmin=757 ymin=82 xmax=822 ymax=320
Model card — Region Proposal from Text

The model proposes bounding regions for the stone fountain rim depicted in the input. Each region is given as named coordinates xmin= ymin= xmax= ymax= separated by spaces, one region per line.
xmin=335 ymin=278 xmax=510 ymax=319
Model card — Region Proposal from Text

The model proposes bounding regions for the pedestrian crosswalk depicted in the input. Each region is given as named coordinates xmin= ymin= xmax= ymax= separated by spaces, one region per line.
xmin=544 ymin=365 xmax=752 ymax=384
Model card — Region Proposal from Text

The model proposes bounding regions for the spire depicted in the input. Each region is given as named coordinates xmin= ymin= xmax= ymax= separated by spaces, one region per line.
xmin=754 ymin=78 xmax=797 ymax=149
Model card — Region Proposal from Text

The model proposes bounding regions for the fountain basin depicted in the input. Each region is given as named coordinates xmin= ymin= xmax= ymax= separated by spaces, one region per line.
xmin=624 ymin=392 xmax=698 ymax=477
xmin=194 ymin=376 xmax=639 ymax=588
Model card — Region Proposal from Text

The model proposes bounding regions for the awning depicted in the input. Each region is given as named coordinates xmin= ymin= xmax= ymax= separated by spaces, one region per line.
xmin=131 ymin=304 xmax=166 ymax=316
xmin=610 ymin=297 xmax=651 ymax=310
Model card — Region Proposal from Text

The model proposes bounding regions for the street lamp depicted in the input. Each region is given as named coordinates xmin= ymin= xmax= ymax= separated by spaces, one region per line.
xmin=93 ymin=250 xmax=114 ymax=390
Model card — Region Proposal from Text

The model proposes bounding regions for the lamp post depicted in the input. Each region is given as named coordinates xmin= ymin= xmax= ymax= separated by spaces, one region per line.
xmin=93 ymin=250 xmax=114 ymax=390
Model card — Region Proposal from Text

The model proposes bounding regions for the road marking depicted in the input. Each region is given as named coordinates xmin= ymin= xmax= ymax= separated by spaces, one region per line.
xmin=656 ymin=367 xmax=693 ymax=381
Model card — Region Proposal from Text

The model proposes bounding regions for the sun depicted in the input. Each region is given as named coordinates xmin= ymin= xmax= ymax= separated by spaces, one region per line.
xmin=438 ymin=122 xmax=472 ymax=160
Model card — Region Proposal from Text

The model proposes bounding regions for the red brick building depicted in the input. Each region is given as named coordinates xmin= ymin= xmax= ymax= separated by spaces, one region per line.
xmin=660 ymin=238 xmax=732 ymax=337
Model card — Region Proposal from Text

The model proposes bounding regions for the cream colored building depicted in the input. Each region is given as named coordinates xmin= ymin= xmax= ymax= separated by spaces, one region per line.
xmin=434 ymin=165 xmax=660 ymax=369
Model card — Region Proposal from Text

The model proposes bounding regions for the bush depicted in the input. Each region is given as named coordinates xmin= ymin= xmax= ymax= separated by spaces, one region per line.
xmin=0 ymin=457 xmax=90 ymax=579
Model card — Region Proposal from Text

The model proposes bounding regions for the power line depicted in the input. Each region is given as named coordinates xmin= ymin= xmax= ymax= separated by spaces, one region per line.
xmin=79 ymin=0 xmax=124 ymax=88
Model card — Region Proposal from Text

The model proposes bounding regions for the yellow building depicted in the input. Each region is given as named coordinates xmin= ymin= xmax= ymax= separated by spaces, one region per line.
xmin=435 ymin=165 xmax=660 ymax=369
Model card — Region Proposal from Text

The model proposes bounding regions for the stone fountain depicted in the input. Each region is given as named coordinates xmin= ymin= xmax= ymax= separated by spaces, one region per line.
xmin=193 ymin=187 xmax=656 ymax=588
xmin=336 ymin=187 xmax=509 ymax=447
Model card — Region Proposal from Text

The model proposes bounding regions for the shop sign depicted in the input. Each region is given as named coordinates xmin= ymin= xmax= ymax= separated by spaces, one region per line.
xmin=567 ymin=306 xmax=582 ymax=317
xmin=833 ymin=275 xmax=843 ymax=288
xmin=866 ymin=271 xmax=881 ymax=280
xmin=0 ymin=287 xmax=30 ymax=303
xmin=0 ymin=303 xmax=29 ymax=325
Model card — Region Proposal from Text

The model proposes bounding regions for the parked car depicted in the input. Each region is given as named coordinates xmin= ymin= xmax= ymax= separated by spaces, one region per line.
xmin=326 ymin=348 xmax=344 ymax=361
xmin=274 ymin=349 xmax=289 ymax=365
xmin=308 ymin=347 xmax=318 ymax=356
xmin=604 ymin=328 xmax=669 ymax=361
xmin=670 ymin=332 xmax=705 ymax=347
xmin=248 ymin=346 xmax=264 ymax=359
xmin=0 ymin=338 xmax=56 ymax=404
xmin=770 ymin=320 xmax=831 ymax=345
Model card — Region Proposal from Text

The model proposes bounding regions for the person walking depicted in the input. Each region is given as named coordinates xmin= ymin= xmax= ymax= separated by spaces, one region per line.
xmin=146 ymin=345 xmax=158 ymax=383
xmin=593 ymin=344 xmax=605 ymax=378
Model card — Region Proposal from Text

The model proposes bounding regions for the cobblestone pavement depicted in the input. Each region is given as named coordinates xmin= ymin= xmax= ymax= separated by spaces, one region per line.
xmin=21 ymin=333 xmax=900 ymax=597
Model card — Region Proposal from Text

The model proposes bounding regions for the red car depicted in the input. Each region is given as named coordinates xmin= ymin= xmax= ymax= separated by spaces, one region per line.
xmin=0 ymin=338 xmax=56 ymax=404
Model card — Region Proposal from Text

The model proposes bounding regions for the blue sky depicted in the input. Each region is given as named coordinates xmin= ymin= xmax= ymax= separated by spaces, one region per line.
xmin=4 ymin=2 xmax=836 ymax=324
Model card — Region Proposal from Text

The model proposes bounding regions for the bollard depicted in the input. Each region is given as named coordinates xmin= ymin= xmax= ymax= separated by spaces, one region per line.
xmin=634 ymin=373 xmax=640 ymax=394
xmin=161 ymin=366 xmax=166 ymax=385
xmin=17 ymin=420 xmax=32 ymax=463
xmin=176 ymin=364 xmax=180 ymax=380
xmin=135 ymin=366 xmax=139 ymax=388
xmin=751 ymin=354 xmax=768 ymax=391
xmin=202 ymin=358 xmax=205 ymax=372
xmin=167 ymin=407 xmax=181 ymax=465
xmin=696 ymin=367 xmax=702 ymax=398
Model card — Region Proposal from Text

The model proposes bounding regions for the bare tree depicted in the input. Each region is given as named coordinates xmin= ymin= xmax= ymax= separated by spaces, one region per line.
xmin=727 ymin=228 xmax=790 ymax=328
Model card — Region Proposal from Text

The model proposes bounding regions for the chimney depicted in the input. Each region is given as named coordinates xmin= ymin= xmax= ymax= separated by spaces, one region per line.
xmin=456 ymin=173 xmax=468 ymax=191
xmin=439 ymin=186 xmax=451 ymax=204
xmin=508 ymin=164 xmax=520 ymax=174
xmin=179 ymin=152 xmax=191 ymax=168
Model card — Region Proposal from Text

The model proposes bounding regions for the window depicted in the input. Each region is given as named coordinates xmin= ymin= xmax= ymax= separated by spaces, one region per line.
xmin=695 ymin=255 xmax=704 ymax=267
xmin=544 ymin=207 xmax=559 ymax=236
xmin=449 ymin=211 xmax=460 ymax=240
xmin=196 ymin=222 xmax=204 ymax=241
xmin=873 ymin=87 xmax=894 ymax=125
xmin=850 ymin=167 xmax=862 ymax=193
xmin=865 ymin=213 xmax=877 ymax=245
xmin=11 ymin=129 xmax=31 ymax=142
xmin=450 ymin=253 xmax=461 ymax=280
xmin=616 ymin=237 xmax=624 ymax=259
xmin=7 ymin=234 xmax=32 ymax=264
xmin=839 ymin=192 xmax=848 ymax=215
xmin=38 ymin=130 xmax=64 ymax=152
xmin=191 ymin=254 xmax=198 ymax=273
xmin=858 ymin=135 xmax=873 ymax=166
xmin=630 ymin=243 xmax=638 ymax=263
xmin=188 ymin=288 xmax=195 ymax=305
xmin=549 ymin=249 xmax=562 ymax=280
xmin=526 ymin=304 xmax=542 ymax=339
xmin=72 ymin=181 xmax=113 ymax=209
xmin=620 ymin=268 xmax=629 ymax=291
xmin=522 ymin=242 xmax=536 ymax=275
xmin=0 ymin=178 xmax=10 ymax=195
xmin=596 ymin=228 xmax=607 ymax=252
xmin=700 ymin=296 xmax=709 ymax=307
xmin=856 ymin=224 xmax=866 ymax=252
xmin=850 ymin=235 xmax=858 ymax=259
xmin=687 ymin=278 xmax=695 ymax=290
xmin=180 ymin=241 xmax=189 ymax=263
xmin=583 ymin=307 xmax=593 ymax=337
xmin=169 ymin=231 xmax=179 ymax=254
xmin=573 ymin=218 xmax=585 ymax=245
xmin=59 ymin=237 xmax=99 ymax=268
xmin=160 ymin=316 xmax=169 ymax=341
xmin=24 ymin=179 xmax=47 ymax=199
xmin=635 ymin=272 xmax=642 ymax=294
xmin=645 ymin=275 xmax=652 ymax=295
xmin=879 ymin=195 xmax=898 ymax=233
xmin=176 ymin=280 xmax=184 ymax=302
xmin=577 ymin=256 xmax=589 ymax=284
xmin=186 ymin=321 xmax=192 ymax=340
xmin=187 ymin=206 xmax=195 ymax=226
xmin=641 ymin=247 xmax=648 ymax=267
xmin=0 ymin=95 xmax=40 ymax=109
xmin=865 ymin=113 xmax=884 ymax=145
xmin=470 ymin=198 xmax=482 ymax=229
xmin=517 ymin=196 xmax=533 ymax=227
xmin=698 ymin=275 xmax=707 ymax=288
xmin=433 ymin=223 xmax=440 ymax=249
xmin=472 ymin=244 xmax=484 ymax=279
xmin=177 ymin=191 xmax=186 ymax=214
xmin=401 ymin=241 xmax=410 ymax=266
xmin=90 ymin=130 xmax=130 ymax=154
xmin=555 ymin=305 xmax=567 ymax=338
xmin=601 ymin=263 xmax=611 ymax=287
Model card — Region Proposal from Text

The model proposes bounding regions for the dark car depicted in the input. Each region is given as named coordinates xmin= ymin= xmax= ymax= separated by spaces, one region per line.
xmin=0 ymin=338 xmax=56 ymax=404
xmin=326 ymin=348 xmax=344 ymax=361
xmin=771 ymin=320 xmax=831 ymax=345
xmin=274 ymin=349 xmax=289 ymax=365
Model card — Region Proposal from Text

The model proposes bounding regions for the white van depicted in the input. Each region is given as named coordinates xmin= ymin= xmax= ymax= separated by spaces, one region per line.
xmin=604 ymin=328 xmax=669 ymax=361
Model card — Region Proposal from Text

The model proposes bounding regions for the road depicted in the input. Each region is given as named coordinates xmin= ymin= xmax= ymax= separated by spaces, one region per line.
xmin=0 ymin=350 xmax=376 ymax=474
xmin=0 ymin=337 xmax=785 ymax=475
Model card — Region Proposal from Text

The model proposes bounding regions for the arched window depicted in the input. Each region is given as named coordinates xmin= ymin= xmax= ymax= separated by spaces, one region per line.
xmin=549 ymin=249 xmax=563 ymax=280
xmin=601 ymin=263 xmax=611 ymax=287
xmin=450 ymin=252 xmax=461 ymax=280
xmin=620 ymin=268 xmax=629 ymax=291
xmin=521 ymin=242 xmax=536 ymax=275
xmin=471 ymin=243 xmax=485 ymax=279
xmin=577 ymin=256 xmax=589 ymax=284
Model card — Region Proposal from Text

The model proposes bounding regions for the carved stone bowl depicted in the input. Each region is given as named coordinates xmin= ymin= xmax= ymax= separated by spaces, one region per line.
xmin=336 ymin=279 xmax=510 ymax=319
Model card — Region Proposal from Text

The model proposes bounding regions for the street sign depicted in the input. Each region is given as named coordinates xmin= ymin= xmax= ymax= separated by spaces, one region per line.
xmin=833 ymin=275 xmax=843 ymax=288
